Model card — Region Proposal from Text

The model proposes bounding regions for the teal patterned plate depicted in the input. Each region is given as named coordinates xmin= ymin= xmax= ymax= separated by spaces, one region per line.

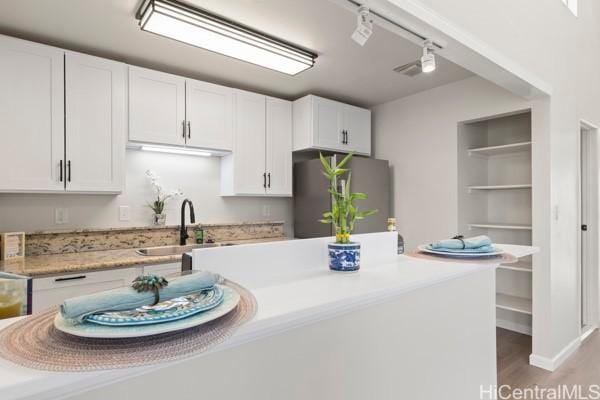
xmin=54 ymin=285 xmax=240 ymax=338
xmin=84 ymin=285 xmax=224 ymax=327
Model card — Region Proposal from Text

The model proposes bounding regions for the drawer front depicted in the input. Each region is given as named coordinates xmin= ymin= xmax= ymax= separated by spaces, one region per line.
xmin=32 ymin=267 xmax=141 ymax=313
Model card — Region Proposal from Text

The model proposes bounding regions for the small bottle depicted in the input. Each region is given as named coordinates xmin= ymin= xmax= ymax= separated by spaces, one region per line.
xmin=387 ymin=218 xmax=404 ymax=254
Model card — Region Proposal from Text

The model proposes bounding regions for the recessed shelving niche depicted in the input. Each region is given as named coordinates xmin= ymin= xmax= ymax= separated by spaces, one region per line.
xmin=458 ymin=110 xmax=533 ymax=336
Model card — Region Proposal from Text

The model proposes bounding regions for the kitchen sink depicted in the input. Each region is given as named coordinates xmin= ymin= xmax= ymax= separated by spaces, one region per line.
xmin=136 ymin=243 xmax=232 ymax=256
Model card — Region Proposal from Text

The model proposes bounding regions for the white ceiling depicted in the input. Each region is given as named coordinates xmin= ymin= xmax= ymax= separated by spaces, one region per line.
xmin=0 ymin=0 xmax=473 ymax=107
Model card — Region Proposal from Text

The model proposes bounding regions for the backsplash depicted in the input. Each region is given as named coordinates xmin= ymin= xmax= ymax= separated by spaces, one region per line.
xmin=25 ymin=221 xmax=285 ymax=256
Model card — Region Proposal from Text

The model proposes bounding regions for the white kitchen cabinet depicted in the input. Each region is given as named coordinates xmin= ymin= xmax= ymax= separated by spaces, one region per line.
xmin=65 ymin=52 xmax=127 ymax=193
xmin=32 ymin=267 xmax=142 ymax=314
xmin=292 ymin=94 xmax=371 ymax=155
xmin=221 ymin=91 xmax=293 ymax=197
xmin=343 ymin=104 xmax=371 ymax=155
xmin=221 ymin=90 xmax=267 ymax=196
xmin=0 ymin=35 xmax=65 ymax=192
xmin=186 ymin=79 xmax=233 ymax=151
xmin=266 ymin=97 xmax=293 ymax=196
xmin=129 ymin=66 xmax=186 ymax=146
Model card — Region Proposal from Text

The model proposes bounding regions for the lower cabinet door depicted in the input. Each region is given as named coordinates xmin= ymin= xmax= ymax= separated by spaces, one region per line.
xmin=32 ymin=267 xmax=142 ymax=314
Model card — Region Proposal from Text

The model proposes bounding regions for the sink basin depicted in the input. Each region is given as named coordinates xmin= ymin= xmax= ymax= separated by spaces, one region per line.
xmin=136 ymin=243 xmax=231 ymax=256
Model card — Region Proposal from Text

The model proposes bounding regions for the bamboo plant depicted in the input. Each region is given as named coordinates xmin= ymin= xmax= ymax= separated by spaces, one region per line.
xmin=319 ymin=152 xmax=378 ymax=244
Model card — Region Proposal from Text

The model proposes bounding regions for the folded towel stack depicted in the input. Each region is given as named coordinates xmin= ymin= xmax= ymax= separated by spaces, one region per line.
xmin=60 ymin=271 xmax=221 ymax=322
xmin=430 ymin=235 xmax=494 ymax=253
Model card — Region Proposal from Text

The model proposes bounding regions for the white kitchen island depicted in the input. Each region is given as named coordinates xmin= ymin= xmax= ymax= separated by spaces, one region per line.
xmin=0 ymin=232 xmax=537 ymax=400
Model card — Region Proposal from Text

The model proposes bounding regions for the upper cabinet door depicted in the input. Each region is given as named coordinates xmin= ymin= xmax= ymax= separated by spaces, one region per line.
xmin=129 ymin=66 xmax=185 ymax=146
xmin=266 ymin=97 xmax=292 ymax=196
xmin=186 ymin=79 xmax=233 ymax=151
xmin=233 ymin=90 xmax=266 ymax=195
xmin=312 ymin=96 xmax=344 ymax=151
xmin=343 ymin=104 xmax=371 ymax=156
xmin=0 ymin=35 xmax=64 ymax=192
xmin=65 ymin=52 xmax=127 ymax=193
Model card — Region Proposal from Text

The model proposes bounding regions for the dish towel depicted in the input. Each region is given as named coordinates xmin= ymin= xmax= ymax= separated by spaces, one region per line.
xmin=429 ymin=235 xmax=493 ymax=253
xmin=60 ymin=271 xmax=221 ymax=323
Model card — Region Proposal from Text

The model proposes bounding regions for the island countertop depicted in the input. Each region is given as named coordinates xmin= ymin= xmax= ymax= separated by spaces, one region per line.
xmin=0 ymin=233 xmax=538 ymax=400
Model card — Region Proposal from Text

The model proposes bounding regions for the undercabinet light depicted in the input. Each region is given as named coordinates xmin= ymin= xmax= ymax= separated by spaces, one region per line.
xmin=137 ymin=0 xmax=317 ymax=75
xmin=140 ymin=145 xmax=212 ymax=157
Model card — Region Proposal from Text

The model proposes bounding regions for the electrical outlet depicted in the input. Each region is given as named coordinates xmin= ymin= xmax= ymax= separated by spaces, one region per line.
xmin=119 ymin=206 xmax=131 ymax=221
xmin=55 ymin=208 xmax=69 ymax=224
xmin=262 ymin=204 xmax=271 ymax=217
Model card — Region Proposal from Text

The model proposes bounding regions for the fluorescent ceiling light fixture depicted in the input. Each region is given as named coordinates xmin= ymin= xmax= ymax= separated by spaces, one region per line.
xmin=420 ymin=40 xmax=436 ymax=73
xmin=140 ymin=145 xmax=212 ymax=157
xmin=137 ymin=0 xmax=317 ymax=75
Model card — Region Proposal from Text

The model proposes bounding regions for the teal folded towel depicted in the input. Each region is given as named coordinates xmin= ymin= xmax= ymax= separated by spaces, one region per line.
xmin=430 ymin=235 xmax=492 ymax=251
xmin=427 ymin=245 xmax=495 ymax=253
xmin=60 ymin=271 xmax=221 ymax=323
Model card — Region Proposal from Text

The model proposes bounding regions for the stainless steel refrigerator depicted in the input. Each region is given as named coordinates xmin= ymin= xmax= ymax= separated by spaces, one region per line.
xmin=293 ymin=155 xmax=390 ymax=238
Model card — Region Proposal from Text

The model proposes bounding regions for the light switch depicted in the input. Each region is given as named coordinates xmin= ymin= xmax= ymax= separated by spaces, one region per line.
xmin=119 ymin=206 xmax=131 ymax=221
xmin=55 ymin=208 xmax=69 ymax=224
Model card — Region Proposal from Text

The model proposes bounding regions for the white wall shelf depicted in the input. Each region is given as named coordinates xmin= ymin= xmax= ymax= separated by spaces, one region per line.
xmin=468 ymin=141 xmax=531 ymax=157
xmin=469 ymin=184 xmax=532 ymax=191
xmin=458 ymin=111 xmax=533 ymax=336
xmin=468 ymin=223 xmax=532 ymax=230
xmin=498 ymin=261 xmax=532 ymax=273
xmin=496 ymin=293 xmax=532 ymax=315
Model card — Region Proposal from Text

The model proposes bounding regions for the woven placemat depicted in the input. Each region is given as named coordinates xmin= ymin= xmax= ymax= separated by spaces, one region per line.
xmin=0 ymin=280 xmax=257 ymax=372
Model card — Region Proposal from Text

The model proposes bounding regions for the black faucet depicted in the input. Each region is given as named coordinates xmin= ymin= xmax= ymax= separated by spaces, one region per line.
xmin=180 ymin=199 xmax=195 ymax=245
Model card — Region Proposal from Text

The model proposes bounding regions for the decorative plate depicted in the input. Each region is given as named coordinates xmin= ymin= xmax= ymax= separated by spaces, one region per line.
xmin=54 ymin=285 xmax=240 ymax=339
xmin=84 ymin=286 xmax=224 ymax=327
xmin=418 ymin=244 xmax=504 ymax=257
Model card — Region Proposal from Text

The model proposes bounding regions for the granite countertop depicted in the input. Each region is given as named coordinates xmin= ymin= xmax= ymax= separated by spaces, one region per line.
xmin=25 ymin=221 xmax=285 ymax=235
xmin=0 ymin=237 xmax=287 ymax=278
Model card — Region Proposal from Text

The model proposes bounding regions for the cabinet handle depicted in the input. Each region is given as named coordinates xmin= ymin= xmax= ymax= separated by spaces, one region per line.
xmin=263 ymin=172 xmax=267 ymax=188
xmin=346 ymin=130 xmax=349 ymax=144
xmin=182 ymin=120 xmax=186 ymax=139
xmin=187 ymin=121 xmax=191 ymax=139
xmin=268 ymin=173 xmax=271 ymax=188
xmin=67 ymin=160 xmax=71 ymax=182
xmin=59 ymin=160 xmax=63 ymax=182
xmin=55 ymin=275 xmax=86 ymax=282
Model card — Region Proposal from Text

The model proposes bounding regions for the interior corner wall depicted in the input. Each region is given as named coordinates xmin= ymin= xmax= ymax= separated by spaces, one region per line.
xmin=372 ymin=76 xmax=529 ymax=250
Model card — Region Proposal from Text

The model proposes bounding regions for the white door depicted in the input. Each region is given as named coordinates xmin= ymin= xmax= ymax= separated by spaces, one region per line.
xmin=186 ymin=79 xmax=233 ymax=151
xmin=65 ymin=52 xmax=126 ymax=193
xmin=312 ymin=96 xmax=344 ymax=151
xmin=129 ymin=66 xmax=186 ymax=146
xmin=266 ymin=97 xmax=292 ymax=196
xmin=343 ymin=104 xmax=371 ymax=155
xmin=233 ymin=90 xmax=266 ymax=195
xmin=0 ymin=35 xmax=64 ymax=192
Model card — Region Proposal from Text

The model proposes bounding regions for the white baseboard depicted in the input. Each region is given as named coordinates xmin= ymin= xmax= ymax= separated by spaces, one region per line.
xmin=496 ymin=318 xmax=532 ymax=336
xmin=529 ymin=336 xmax=581 ymax=371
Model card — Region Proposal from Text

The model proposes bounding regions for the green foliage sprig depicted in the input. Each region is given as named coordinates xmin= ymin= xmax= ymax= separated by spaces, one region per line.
xmin=319 ymin=152 xmax=377 ymax=244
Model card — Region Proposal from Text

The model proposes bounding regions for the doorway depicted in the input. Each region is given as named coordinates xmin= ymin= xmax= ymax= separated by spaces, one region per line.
xmin=579 ymin=120 xmax=599 ymax=339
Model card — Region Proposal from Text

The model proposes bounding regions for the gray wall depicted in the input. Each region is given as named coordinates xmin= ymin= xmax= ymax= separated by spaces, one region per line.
xmin=372 ymin=76 xmax=529 ymax=250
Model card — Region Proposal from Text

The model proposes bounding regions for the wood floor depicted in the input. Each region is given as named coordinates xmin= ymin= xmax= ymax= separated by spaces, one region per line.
xmin=497 ymin=327 xmax=600 ymax=395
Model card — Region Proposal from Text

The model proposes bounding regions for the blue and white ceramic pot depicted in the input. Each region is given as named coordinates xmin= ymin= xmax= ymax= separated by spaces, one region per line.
xmin=328 ymin=242 xmax=361 ymax=272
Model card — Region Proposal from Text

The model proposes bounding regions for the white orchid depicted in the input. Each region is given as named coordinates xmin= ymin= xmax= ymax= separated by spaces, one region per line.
xmin=145 ymin=170 xmax=183 ymax=214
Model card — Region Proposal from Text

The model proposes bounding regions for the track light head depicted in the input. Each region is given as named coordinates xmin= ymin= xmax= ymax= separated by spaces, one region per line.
xmin=351 ymin=6 xmax=373 ymax=46
xmin=421 ymin=39 xmax=436 ymax=73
